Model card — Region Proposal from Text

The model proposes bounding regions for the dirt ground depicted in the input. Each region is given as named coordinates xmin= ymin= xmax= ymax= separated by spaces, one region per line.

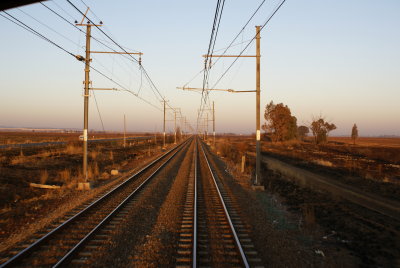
xmin=212 ymin=136 xmax=400 ymax=267
xmin=213 ymin=136 xmax=400 ymax=202
xmin=0 ymin=131 xmax=177 ymax=250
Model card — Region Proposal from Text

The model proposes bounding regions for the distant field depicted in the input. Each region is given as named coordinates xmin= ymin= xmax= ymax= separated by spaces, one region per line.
xmin=328 ymin=137 xmax=400 ymax=148
xmin=0 ymin=131 xmax=155 ymax=145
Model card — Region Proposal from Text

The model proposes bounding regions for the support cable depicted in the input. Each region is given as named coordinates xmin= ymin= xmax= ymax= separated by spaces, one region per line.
xmin=92 ymin=91 xmax=106 ymax=132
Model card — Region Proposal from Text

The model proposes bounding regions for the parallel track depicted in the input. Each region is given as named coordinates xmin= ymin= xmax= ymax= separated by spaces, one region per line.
xmin=1 ymin=138 xmax=192 ymax=267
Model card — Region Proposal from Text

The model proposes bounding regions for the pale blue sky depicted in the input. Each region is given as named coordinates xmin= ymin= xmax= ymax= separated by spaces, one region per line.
xmin=0 ymin=0 xmax=399 ymax=136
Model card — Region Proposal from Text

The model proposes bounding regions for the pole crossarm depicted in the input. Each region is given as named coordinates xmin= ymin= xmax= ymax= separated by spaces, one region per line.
xmin=76 ymin=23 xmax=102 ymax=27
xmin=177 ymin=87 xmax=255 ymax=93
xmin=90 ymin=51 xmax=143 ymax=55
xmin=89 ymin=88 xmax=119 ymax=90
xmin=202 ymin=55 xmax=257 ymax=58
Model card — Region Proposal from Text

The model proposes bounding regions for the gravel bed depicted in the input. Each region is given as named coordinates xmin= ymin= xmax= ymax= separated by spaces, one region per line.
xmin=88 ymin=139 xmax=193 ymax=267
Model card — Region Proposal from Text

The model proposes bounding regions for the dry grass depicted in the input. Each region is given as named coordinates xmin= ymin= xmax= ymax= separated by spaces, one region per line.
xmin=313 ymin=159 xmax=334 ymax=167
xmin=88 ymin=162 xmax=100 ymax=179
xmin=90 ymin=150 xmax=99 ymax=160
xmin=329 ymin=137 xmax=400 ymax=148
xmin=58 ymin=169 xmax=71 ymax=183
xmin=10 ymin=155 xmax=26 ymax=165
xmin=65 ymin=144 xmax=80 ymax=154
xmin=40 ymin=170 xmax=49 ymax=184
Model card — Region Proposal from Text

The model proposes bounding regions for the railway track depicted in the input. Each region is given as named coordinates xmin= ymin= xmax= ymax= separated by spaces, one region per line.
xmin=0 ymin=137 xmax=193 ymax=267
xmin=176 ymin=137 xmax=263 ymax=267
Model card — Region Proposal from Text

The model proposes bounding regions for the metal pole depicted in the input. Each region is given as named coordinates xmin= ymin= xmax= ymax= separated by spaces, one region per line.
xmin=123 ymin=114 xmax=126 ymax=148
xmin=255 ymin=25 xmax=261 ymax=185
xmin=174 ymin=110 xmax=177 ymax=144
xmin=83 ymin=24 xmax=91 ymax=182
xmin=213 ymin=101 xmax=216 ymax=147
xmin=163 ymin=100 xmax=166 ymax=148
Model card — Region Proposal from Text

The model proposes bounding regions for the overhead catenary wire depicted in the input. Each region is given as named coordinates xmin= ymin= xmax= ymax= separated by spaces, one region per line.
xmin=18 ymin=8 xmax=82 ymax=48
xmin=182 ymin=0 xmax=267 ymax=114
xmin=40 ymin=2 xmax=139 ymax=66
xmin=211 ymin=0 xmax=286 ymax=89
xmin=1 ymin=11 xmax=76 ymax=58
xmin=66 ymin=0 xmax=179 ymax=116
xmin=199 ymin=0 xmax=226 ymax=125
xmin=0 ymin=10 xmax=162 ymax=112
xmin=197 ymin=0 xmax=268 ymax=121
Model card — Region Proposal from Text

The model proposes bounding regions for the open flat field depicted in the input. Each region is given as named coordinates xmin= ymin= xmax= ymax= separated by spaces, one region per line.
xmin=0 ymin=131 xmax=176 ymax=245
xmin=0 ymin=130 xmax=155 ymax=145
xmin=328 ymin=136 xmax=400 ymax=148
xmin=212 ymin=135 xmax=400 ymax=266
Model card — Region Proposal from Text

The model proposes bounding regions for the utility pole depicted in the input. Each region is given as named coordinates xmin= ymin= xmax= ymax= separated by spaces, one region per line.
xmin=76 ymin=8 xmax=97 ymax=183
xmin=174 ymin=109 xmax=177 ymax=144
xmin=213 ymin=101 xmax=216 ymax=147
xmin=198 ymin=25 xmax=263 ymax=188
xmin=255 ymin=25 xmax=261 ymax=186
xmin=83 ymin=23 xmax=91 ymax=182
xmin=123 ymin=114 xmax=126 ymax=148
xmin=76 ymin=8 xmax=143 ymax=185
xmin=163 ymin=100 xmax=166 ymax=148
xmin=206 ymin=112 xmax=208 ymax=141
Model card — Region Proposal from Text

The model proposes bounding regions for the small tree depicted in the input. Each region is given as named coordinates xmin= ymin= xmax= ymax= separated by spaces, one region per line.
xmin=262 ymin=101 xmax=297 ymax=142
xmin=351 ymin=123 xmax=358 ymax=145
xmin=297 ymin=125 xmax=309 ymax=141
xmin=310 ymin=117 xmax=336 ymax=144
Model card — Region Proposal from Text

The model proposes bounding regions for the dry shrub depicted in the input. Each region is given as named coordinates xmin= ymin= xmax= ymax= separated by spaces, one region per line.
xmin=236 ymin=142 xmax=248 ymax=153
xmin=65 ymin=144 xmax=80 ymax=154
xmin=40 ymin=170 xmax=49 ymax=184
xmin=90 ymin=150 xmax=99 ymax=160
xmin=0 ymin=156 xmax=7 ymax=164
xmin=11 ymin=155 xmax=26 ymax=165
xmin=59 ymin=169 xmax=71 ymax=183
xmin=88 ymin=162 xmax=100 ymax=179
xmin=38 ymin=150 xmax=52 ymax=157
xmin=313 ymin=159 xmax=333 ymax=167
xmin=217 ymin=142 xmax=231 ymax=157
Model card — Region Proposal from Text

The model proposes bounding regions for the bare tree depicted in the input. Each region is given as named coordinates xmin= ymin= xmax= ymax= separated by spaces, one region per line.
xmin=351 ymin=123 xmax=358 ymax=145
xmin=263 ymin=101 xmax=297 ymax=142
xmin=310 ymin=116 xmax=336 ymax=144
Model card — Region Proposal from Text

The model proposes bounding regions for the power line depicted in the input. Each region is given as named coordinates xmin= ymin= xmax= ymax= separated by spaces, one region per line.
xmin=2 ymin=11 xmax=76 ymax=58
xmin=66 ymin=0 xmax=140 ymax=64
xmin=199 ymin=0 xmax=226 ymax=122
xmin=43 ymin=1 xmax=144 ymax=95
xmin=66 ymin=0 xmax=173 ymax=113
xmin=1 ymin=11 xmax=161 ymax=112
xmin=211 ymin=0 xmax=287 ymax=89
xmin=89 ymin=65 xmax=162 ymax=111
xmin=18 ymin=8 xmax=81 ymax=48
xmin=182 ymin=0 xmax=266 ymax=91
xmin=41 ymin=2 xmax=137 ymax=64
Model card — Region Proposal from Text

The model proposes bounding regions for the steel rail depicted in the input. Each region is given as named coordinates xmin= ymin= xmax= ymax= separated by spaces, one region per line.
xmin=199 ymin=139 xmax=249 ymax=268
xmin=192 ymin=138 xmax=198 ymax=268
xmin=1 ymin=137 xmax=192 ymax=267
xmin=54 ymin=138 xmax=192 ymax=266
